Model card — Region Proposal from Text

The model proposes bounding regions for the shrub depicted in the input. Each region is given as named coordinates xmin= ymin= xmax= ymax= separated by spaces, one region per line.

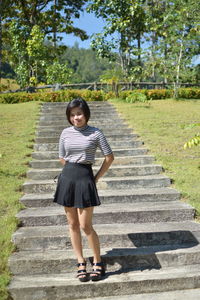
xmin=0 ymin=87 xmax=199 ymax=104
xmin=178 ymin=88 xmax=200 ymax=99
xmin=146 ymin=89 xmax=172 ymax=100
xmin=104 ymin=91 xmax=116 ymax=100
xmin=118 ymin=90 xmax=133 ymax=100
xmin=0 ymin=89 xmax=106 ymax=104
xmin=126 ymin=92 xmax=148 ymax=103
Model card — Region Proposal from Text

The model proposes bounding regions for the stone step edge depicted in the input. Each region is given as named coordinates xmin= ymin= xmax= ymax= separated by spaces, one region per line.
xmin=26 ymin=164 xmax=163 ymax=172
xmin=16 ymin=201 xmax=194 ymax=217
xmin=20 ymin=188 xmax=181 ymax=207
xmin=20 ymin=187 xmax=180 ymax=200
xmin=9 ymin=243 xmax=200 ymax=265
xmin=29 ymin=155 xmax=155 ymax=163
xmin=8 ymin=263 xmax=200 ymax=289
xmin=31 ymin=148 xmax=149 ymax=156
xmin=12 ymin=220 xmax=200 ymax=239
xmin=74 ymin=289 xmax=200 ymax=300
xmin=22 ymin=174 xmax=171 ymax=184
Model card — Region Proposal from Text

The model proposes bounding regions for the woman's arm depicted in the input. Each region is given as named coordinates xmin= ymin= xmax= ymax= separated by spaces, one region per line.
xmin=94 ymin=153 xmax=114 ymax=183
xmin=59 ymin=158 xmax=66 ymax=166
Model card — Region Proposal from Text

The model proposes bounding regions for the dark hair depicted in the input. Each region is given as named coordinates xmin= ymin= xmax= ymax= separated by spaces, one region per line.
xmin=66 ymin=97 xmax=90 ymax=125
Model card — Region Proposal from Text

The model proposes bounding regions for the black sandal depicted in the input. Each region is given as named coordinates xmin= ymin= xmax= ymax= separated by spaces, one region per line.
xmin=77 ymin=262 xmax=89 ymax=282
xmin=90 ymin=262 xmax=105 ymax=281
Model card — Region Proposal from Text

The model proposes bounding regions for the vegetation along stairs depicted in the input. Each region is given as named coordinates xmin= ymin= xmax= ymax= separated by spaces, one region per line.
xmin=8 ymin=101 xmax=200 ymax=300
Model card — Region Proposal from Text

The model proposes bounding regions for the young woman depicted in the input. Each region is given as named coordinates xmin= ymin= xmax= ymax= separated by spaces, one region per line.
xmin=53 ymin=98 xmax=114 ymax=282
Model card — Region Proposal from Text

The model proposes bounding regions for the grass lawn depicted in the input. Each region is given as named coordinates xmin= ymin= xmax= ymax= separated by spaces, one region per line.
xmin=0 ymin=98 xmax=199 ymax=299
xmin=110 ymin=98 xmax=200 ymax=220
xmin=0 ymin=102 xmax=40 ymax=300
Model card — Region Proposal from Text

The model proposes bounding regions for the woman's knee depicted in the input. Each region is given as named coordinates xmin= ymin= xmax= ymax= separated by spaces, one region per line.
xmin=80 ymin=223 xmax=93 ymax=235
xmin=68 ymin=221 xmax=80 ymax=232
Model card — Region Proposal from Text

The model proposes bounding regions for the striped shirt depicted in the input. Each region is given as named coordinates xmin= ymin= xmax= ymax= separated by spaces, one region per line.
xmin=59 ymin=125 xmax=113 ymax=164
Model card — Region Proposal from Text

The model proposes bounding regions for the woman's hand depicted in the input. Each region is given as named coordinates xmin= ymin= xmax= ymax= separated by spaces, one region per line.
xmin=95 ymin=153 xmax=114 ymax=183
xmin=59 ymin=158 xmax=66 ymax=166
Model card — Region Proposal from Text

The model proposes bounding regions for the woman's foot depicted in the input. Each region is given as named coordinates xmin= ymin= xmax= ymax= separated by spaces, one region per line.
xmin=77 ymin=262 xmax=89 ymax=282
xmin=90 ymin=262 xmax=105 ymax=281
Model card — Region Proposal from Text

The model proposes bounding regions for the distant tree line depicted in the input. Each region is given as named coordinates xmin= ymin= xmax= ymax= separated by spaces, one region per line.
xmin=1 ymin=0 xmax=199 ymax=96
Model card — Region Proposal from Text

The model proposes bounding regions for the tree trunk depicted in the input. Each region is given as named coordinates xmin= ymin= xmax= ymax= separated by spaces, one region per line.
xmin=173 ymin=27 xmax=185 ymax=98
xmin=0 ymin=0 xmax=2 ymax=84
xmin=53 ymin=0 xmax=57 ymax=49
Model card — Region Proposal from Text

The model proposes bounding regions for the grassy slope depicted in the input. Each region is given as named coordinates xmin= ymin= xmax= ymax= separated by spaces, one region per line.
xmin=0 ymin=102 xmax=40 ymax=300
xmin=110 ymin=99 xmax=200 ymax=219
xmin=0 ymin=98 xmax=199 ymax=299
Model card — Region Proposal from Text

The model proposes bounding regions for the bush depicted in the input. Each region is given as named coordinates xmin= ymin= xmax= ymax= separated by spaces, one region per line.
xmin=146 ymin=89 xmax=172 ymax=100
xmin=0 ymin=89 xmax=106 ymax=104
xmin=104 ymin=91 xmax=116 ymax=100
xmin=0 ymin=87 xmax=199 ymax=104
xmin=126 ymin=92 xmax=148 ymax=103
xmin=118 ymin=88 xmax=199 ymax=101
xmin=178 ymin=88 xmax=200 ymax=99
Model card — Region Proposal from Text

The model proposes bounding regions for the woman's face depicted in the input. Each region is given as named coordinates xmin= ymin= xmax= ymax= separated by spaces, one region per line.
xmin=70 ymin=107 xmax=87 ymax=128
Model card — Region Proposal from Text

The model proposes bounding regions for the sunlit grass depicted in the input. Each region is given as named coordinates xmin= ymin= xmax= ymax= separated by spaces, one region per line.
xmin=0 ymin=79 xmax=20 ymax=91
xmin=0 ymin=102 xmax=40 ymax=300
xmin=110 ymin=98 xmax=200 ymax=220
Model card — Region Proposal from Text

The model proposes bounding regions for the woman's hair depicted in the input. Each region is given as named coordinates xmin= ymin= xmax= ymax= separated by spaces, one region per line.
xmin=66 ymin=97 xmax=90 ymax=125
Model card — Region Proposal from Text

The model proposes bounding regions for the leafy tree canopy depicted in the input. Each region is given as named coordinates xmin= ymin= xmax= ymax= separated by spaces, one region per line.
xmin=2 ymin=0 xmax=88 ymax=42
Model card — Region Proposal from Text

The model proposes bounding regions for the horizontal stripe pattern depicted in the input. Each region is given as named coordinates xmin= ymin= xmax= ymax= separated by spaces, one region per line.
xmin=59 ymin=125 xmax=113 ymax=164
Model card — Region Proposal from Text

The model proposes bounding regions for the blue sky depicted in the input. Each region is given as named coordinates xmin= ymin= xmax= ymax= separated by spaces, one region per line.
xmin=62 ymin=11 xmax=105 ymax=48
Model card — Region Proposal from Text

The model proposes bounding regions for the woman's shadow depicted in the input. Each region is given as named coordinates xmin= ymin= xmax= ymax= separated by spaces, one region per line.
xmin=89 ymin=230 xmax=199 ymax=280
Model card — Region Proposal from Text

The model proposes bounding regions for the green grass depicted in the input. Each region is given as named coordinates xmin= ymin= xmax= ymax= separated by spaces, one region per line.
xmin=0 ymin=98 xmax=200 ymax=298
xmin=0 ymin=102 xmax=40 ymax=300
xmin=110 ymin=98 xmax=200 ymax=220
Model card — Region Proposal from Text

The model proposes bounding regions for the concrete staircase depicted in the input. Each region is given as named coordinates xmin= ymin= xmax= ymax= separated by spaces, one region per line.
xmin=8 ymin=102 xmax=200 ymax=300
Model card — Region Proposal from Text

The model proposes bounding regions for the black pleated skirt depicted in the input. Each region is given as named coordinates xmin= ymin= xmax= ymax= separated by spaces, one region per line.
xmin=53 ymin=162 xmax=101 ymax=208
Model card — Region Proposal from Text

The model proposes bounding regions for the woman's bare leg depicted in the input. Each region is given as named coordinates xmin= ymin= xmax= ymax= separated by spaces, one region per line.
xmin=64 ymin=207 xmax=84 ymax=263
xmin=78 ymin=207 xmax=101 ymax=263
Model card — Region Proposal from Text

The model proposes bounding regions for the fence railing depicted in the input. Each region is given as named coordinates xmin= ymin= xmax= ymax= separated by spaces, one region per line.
xmin=1 ymin=81 xmax=199 ymax=94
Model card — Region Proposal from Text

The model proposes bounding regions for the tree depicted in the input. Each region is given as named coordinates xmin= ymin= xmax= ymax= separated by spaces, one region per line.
xmin=26 ymin=25 xmax=46 ymax=85
xmin=87 ymin=0 xmax=146 ymax=78
xmin=143 ymin=0 xmax=200 ymax=93
xmin=61 ymin=44 xmax=116 ymax=83
xmin=1 ymin=0 xmax=89 ymax=84
xmin=2 ymin=1 xmax=88 ymax=43
xmin=46 ymin=61 xmax=72 ymax=84
xmin=88 ymin=0 xmax=200 ymax=87
xmin=8 ymin=20 xmax=29 ymax=87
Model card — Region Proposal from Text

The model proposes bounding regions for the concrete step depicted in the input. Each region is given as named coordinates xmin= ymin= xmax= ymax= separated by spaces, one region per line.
xmin=41 ymin=101 xmax=111 ymax=106
xmin=29 ymin=155 xmax=155 ymax=168
xmin=12 ymin=221 xmax=200 ymax=251
xmin=74 ymin=289 xmax=200 ymax=300
xmin=40 ymin=106 xmax=116 ymax=112
xmin=40 ymin=105 xmax=117 ymax=110
xmin=37 ymin=123 xmax=129 ymax=131
xmin=39 ymin=111 xmax=118 ymax=118
xmin=27 ymin=165 xmax=163 ymax=180
xmin=20 ymin=187 xmax=180 ymax=207
xmin=22 ymin=174 xmax=171 ymax=194
xmin=31 ymin=148 xmax=149 ymax=160
xmin=16 ymin=202 xmax=194 ymax=227
xmin=39 ymin=114 xmax=121 ymax=121
xmin=9 ymin=241 xmax=200 ymax=275
xmin=36 ymin=126 xmax=133 ymax=137
xmin=38 ymin=120 xmax=126 ymax=126
xmin=8 ymin=264 xmax=200 ymax=300
xmin=34 ymin=134 xmax=140 ymax=144
xmin=33 ymin=140 xmax=143 ymax=151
